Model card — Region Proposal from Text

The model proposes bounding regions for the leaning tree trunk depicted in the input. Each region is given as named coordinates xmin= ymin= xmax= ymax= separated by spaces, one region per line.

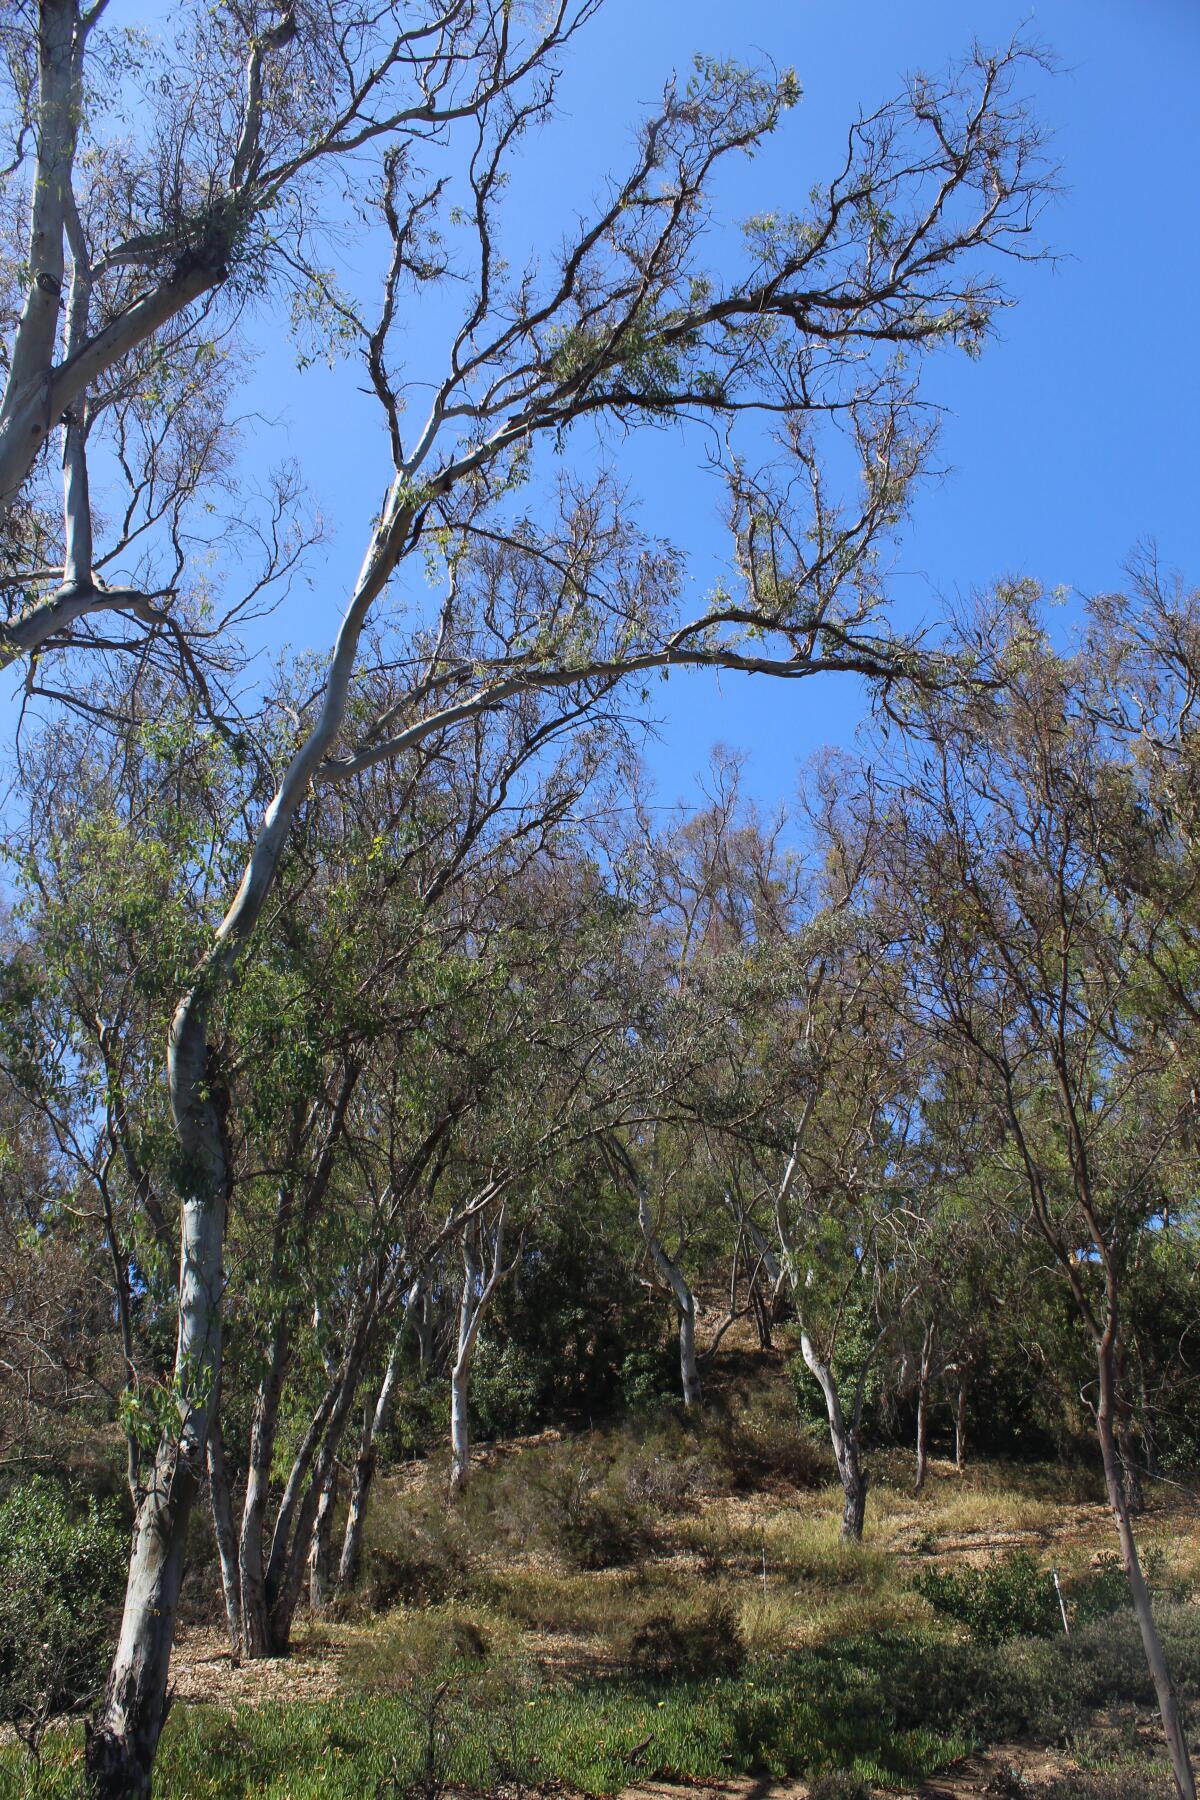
xmin=237 ymin=1319 xmax=294 ymax=1658
xmin=799 ymin=1329 xmax=868 ymax=1542
xmin=914 ymin=1320 xmax=936 ymax=1497
xmin=637 ymin=1190 xmax=701 ymax=1409
xmin=338 ymin=1294 xmax=416 ymax=1591
xmin=264 ymin=1316 xmax=377 ymax=1652
xmin=86 ymin=1024 xmax=231 ymax=1798
xmin=86 ymin=452 xmax=419 ymax=1792
xmin=1096 ymin=1331 xmax=1195 ymax=1800
xmin=678 ymin=1289 xmax=702 ymax=1410
xmin=1114 ymin=1344 xmax=1145 ymax=1514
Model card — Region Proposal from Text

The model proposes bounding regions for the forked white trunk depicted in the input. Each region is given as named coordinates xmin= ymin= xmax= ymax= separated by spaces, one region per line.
xmin=449 ymin=1216 xmax=508 ymax=1494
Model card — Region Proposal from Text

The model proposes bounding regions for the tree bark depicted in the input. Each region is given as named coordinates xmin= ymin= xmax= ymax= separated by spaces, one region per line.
xmin=636 ymin=1188 xmax=701 ymax=1409
xmin=86 ymin=1029 xmax=231 ymax=1797
xmin=954 ymin=1371 xmax=969 ymax=1473
xmin=799 ymin=1328 xmax=868 ymax=1542
xmin=206 ymin=1418 xmax=243 ymax=1662
xmin=449 ymin=1214 xmax=509 ymax=1495
xmin=237 ymin=1317 xmax=292 ymax=1658
xmin=914 ymin=1319 xmax=935 ymax=1497
xmin=678 ymin=1289 xmax=702 ymax=1410
xmin=1095 ymin=1334 xmax=1195 ymax=1800
xmin=308 ymin=1464 xmax=340 ymax=1612
xmin=338 ymin=1295 xmax=414 ymax=1590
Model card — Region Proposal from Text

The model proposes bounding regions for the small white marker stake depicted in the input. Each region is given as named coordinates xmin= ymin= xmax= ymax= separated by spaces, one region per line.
xmin=1053 ymin=1568 xmax=1071 ymax=1638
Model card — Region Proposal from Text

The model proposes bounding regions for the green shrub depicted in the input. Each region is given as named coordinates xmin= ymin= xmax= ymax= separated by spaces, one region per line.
xmin=0 ymin=1477 xmax=126 ymax=1746
xmin=470 ymin=1339 xmax=543 ymax=1441
xmin=619 ymin=1347 xmax=678 ymax=1415
xmin=358 ymin=1488 xmax=471 ymax=1611
xmin=915 ymin=1550 xmax=1062 ymax=1644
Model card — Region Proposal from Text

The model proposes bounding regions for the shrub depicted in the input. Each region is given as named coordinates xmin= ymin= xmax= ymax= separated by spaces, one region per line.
xmin=1040 ymin=1772 xmax=1177 ymax=1799
xmin=0 ymin=1477 xmax=126 ymax=1747
xmin=915 ymin=1550 xmax=1062 ymax=1644
xmin=470 ymin=1339 xmax=543 ymax=1441
xmin=619 ymin=1347 xmax=678 ymax=1415
xmin=808 ymin=1776 xmax=873 ymax=1800
xmin=626 ymin=1593 xmax=747 ymax=1681
xmin=533 ymin=1461 xmax=649 ymax=1571
xmin=619 ymin=1446 xmax=712 ymax=1513
xmin=1069 ymin=1547 xmax=1187 ymax=1626
xmin=357 ymin=1488 xmax=471 ymax=1611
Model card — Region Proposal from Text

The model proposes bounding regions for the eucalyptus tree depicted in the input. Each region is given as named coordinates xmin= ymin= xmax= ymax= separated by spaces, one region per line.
xmin=1 ymin=5 xmax=1054 ymax=1782
xmin=0 ymin=0 xmax=602 ymax=679
xmin=882 ymin=594 xmax=1200 ymax=1799
xmin=741 ymin=766 xmax=929 ymax=1541
xmin=599 ymin=761 xmax=800 ymax=1406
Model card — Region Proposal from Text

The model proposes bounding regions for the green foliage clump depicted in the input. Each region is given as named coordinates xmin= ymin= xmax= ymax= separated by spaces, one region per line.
xmin=620 ymin=1346 xmax=679 ymax=1415
xmin=469 ymin=1338 xmax=543 ymax=1441
xmin=0 ymin=1478 xmax=126 ymax=1744
xmin=915 ymin=1550 xmax=1061 ymax=1644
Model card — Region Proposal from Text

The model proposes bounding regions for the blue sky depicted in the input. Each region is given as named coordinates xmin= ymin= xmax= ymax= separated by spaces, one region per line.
xmin=195 ymin=1 xmax=1200 ymax=816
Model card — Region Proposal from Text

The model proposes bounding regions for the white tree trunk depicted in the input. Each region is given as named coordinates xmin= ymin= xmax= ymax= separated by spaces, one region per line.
xmin=338 ymin=1288 xmax=418 ymax=1590
xmin=86 ymin=1028 xmax=231 ymax=1796
xmin=954 ymin=1371 xmax=968 ymax=1473
xmin=448 ymin=1216 xmax=509 ymax=1495
xmin=798 ymin=1325 xmax=868 ymax=1542
xmin=637 ymin=1188 xmax=701 ymax=1409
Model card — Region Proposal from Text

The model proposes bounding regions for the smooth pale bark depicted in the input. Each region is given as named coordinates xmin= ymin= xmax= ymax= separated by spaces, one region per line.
xmin=449 ymin=1215 xmax=509 ymax=1494
xmin=87 ymin=487 xmax=422 ymax=1789
xmin=0 ymin=0 xmax=79 ymax=508
xmin=637 ymin=1190 xmax=701 ymax=1409
xmin=798 ymin=1325 xmax=868 ymax=1541
xmin=338 ymin=1287 xmax=419 ymax=1590
xmin=954 ymin=1372 xmax=969 ymax=1473
xmin=308 ymin=1466 xmax=339 ymax=1612
xmin=86 ymin=1040 xmax=232 ymax=1797
xmin=205 ymin=1419 xmax=243 ymax=1662
xmin=913 ymin=1319 xmax=936 ymax=1497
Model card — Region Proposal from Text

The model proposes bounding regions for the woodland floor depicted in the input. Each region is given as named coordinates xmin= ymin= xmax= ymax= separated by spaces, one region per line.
xmin=7 ymin=1347 xmax=1200 ymax=1798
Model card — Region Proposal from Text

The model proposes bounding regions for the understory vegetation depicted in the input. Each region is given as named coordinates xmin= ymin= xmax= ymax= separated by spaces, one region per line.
xmin=3 ymin=1361 xmax=1199 ymax=1798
